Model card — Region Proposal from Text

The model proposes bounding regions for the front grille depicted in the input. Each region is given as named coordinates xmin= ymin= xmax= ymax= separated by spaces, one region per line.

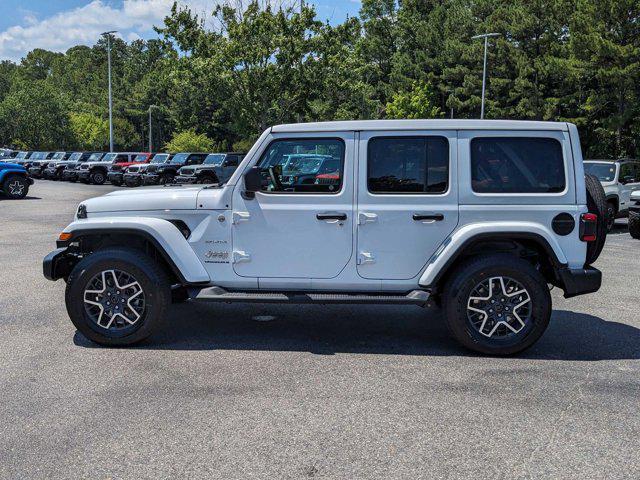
xmin=146 ymin=165 xmax=158 ymax=173
xmin=80 ymin=164 xmax=89 ymax=170
xmin=48 ymin=162 xmax=56 ymax=168
xmin=316 ymin=177 xmax=339 ymax=185
xmin=181 ymin=168 xmax=195 ymax=176
xmin=127 ymin=166 xmax=140 ymax=173
xmin=110 ymin=165 xmax=122 ymax=172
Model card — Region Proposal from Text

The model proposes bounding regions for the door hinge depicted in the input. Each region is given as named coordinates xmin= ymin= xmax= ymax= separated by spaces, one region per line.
xmin=357 ymin=252 xmax=375 ymax=265
xmin=358 ymin=212 xmax=378 ymax=225
xmin=232 ymin=250 xmax=251 ymax=263
xmin=232 ymin=211 xmax=251 ymax=224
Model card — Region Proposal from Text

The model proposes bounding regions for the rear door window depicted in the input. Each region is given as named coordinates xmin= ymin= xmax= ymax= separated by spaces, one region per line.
xmin=471 ymin=137 xmax=565 ymax=194
xmin=367 ymin=136 xmax=449 ymax=194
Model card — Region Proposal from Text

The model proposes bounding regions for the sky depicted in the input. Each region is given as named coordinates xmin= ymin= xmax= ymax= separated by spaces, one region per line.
xmin=0 ymin=0 xmax=361 ymax=62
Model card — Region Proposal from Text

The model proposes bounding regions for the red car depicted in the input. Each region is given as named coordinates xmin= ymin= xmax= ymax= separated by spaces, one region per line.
xmin=104 ymin=153 xmax=152 ymax=186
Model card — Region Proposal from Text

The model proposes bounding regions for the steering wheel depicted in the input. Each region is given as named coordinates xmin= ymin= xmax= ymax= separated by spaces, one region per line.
xmin=268 ymin=166 xmax=283 ymax=191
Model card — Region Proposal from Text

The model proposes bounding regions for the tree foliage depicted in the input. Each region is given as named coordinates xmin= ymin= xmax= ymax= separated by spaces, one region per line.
xmin=164 ymin=129 xmax=215 ymax=153
xmin=0 ymin=0 xmax=638 ymax=158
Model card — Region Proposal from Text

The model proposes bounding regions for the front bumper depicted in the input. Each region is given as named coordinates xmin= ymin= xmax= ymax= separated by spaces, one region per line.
xmin=143 ymin=173 xmax=161 ymax=185
xmin=558 ymin=266 xmax=602 ymax=298
xmin=43 ymin=248 xmax=77 ymax=281
xmin=28 ymin=167 xmax=43 ymax=177
xmin=77 ymin=170 xmax=91 ymax=181
xmin=123 ymin=173 xmax=142 ymax=186
xmin=43 ymin=168 xmax=58 ymax=178
xmin=62 ymin=170 xmax=79 ymax=181
xmin=174 ymin=175 xmax=198 ymax=184
xmin=107 ymin=172 xmax=124 ymax=184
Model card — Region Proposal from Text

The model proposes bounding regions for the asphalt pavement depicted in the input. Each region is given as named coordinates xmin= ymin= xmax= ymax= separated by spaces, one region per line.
xmin=1 ymin=181 xmax=639 ymax=479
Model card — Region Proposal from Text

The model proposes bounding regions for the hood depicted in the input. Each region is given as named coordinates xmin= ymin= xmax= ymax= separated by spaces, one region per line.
xmin=83 ymin=161 xmax=110 ymax=168
xmin=0 ymin=161 xmax=24 ymax=170
xmin=83 ymin=186 xmax=205 ymax=213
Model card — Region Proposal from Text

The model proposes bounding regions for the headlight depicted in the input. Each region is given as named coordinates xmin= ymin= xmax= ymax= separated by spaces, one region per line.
xmin=76 ymin=204 xmax=87 ymax=219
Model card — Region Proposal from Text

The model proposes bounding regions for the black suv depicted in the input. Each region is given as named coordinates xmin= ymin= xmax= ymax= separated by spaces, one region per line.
xmin=44 ymin=152 xmax=96 ymax=180
xmin=174 ymin=153 xmax=244 ymax=185
xmin=62 ymin=152 xmax=105 ymax=182
xmin=142 ymin=152 xmax=209 ymax=185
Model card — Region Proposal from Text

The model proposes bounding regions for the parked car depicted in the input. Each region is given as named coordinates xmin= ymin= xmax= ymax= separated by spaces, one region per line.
xmin=584 ymin=159 xmax=640 ymax=231
xmin=174 ymin=153 xmax=244 ymax=185
xmin=43 ymin=120 xmax=606 ymax=355
xmin=44 ymin=152 xmax=95 ymax=180
xmin=0 ymin=160 xmax=34 ymax=199
xmin=10 ymin=151 xmax=32 ymax=165
xmin=0 ymin=149 xmax=18 ymax=160
xmin=142 ymin=152 xmax=208 ymax=185
xmin=78 ymin=152 xmax=148 ymax=185
xmin=24 ymin=152 xmax=54 ymax=172
xmin=63 ymin=152 xmax=105 ymax=182
xmin=107 ymin=153 xmax=152 ymax=186
xmin=123 ymin=153 xmax=172 ymax=187
xmin=35 ymin=152 xmax=72 ymax=179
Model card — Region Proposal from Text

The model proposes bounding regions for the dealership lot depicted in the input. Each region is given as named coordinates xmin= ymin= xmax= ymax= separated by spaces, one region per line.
xmin=1 ymin=181 xmax=639 ymax=479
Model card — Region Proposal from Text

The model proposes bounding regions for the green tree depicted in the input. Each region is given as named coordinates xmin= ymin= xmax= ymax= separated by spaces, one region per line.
xmin=70 ymin=112 xmax=109 ymax=150
xmin=0 ymin=81 xmax=71 ymax=149
xmin=164 ymin=129 xmax=215 ymax=153
xmin=386 ymin=81 xmax=443 ymax=119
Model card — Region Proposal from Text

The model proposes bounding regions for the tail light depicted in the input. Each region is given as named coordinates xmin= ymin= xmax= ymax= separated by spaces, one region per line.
xmin=580 ymin=213 xmax=598 ymax=242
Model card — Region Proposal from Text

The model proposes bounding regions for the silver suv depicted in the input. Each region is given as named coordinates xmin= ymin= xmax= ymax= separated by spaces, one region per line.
xmin=43 ymin=120 xmax=607 ymax=355
xmin=584 ymin=159 xmax=640 ymax=231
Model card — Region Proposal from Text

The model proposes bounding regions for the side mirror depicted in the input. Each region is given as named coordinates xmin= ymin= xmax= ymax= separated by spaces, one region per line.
xmin=243 ymin=166 xmax=262 ymax=199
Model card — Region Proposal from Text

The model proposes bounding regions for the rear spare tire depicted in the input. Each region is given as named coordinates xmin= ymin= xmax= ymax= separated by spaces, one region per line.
xmin=584 ymin=174 xmax=607 ymax=264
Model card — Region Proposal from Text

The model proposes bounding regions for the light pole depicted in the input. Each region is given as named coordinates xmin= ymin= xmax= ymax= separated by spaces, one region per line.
xmin=148 ymin=105 xmax=158 ymax=152
xmin=471 ymin=32 xmax=501 ymax=119
xmin=101 ymin=30 xmax=117 ymax=152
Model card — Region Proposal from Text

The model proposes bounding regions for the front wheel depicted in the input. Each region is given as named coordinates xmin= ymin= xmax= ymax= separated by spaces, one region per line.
xmin=443 ymin=254 xmax=551 ymax=355
xmin=90 ymin=170 xmax=106 ymax=185
xmin=65 ymin=248 xmax=171 ymax=346
xmin=2 ymin=175 xmax=29 ymax=199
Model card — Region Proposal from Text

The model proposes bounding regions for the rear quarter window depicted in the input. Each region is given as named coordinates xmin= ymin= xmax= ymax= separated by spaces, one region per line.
xmin=471 ymin=137 xmax=565 ymax=194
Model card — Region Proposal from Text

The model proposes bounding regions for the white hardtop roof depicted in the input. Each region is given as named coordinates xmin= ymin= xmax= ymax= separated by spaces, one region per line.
xmin=272 ymin=119 xmax=569 ymax=133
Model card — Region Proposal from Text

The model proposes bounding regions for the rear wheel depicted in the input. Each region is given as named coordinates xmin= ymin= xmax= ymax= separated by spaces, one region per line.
xmin=2 ymin=175 xmax=29 ymax=199
xmin=443 ymin=254 xmax=551 ymax=355
xmin=629 ymin=210 xmax=640 ymax=239
xmin=65 ymin=248 xmax=171 ymax=346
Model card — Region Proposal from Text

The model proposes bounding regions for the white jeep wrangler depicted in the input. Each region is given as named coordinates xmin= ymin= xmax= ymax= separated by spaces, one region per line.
xmin=44 ymin=120 xmax=606 ymax=355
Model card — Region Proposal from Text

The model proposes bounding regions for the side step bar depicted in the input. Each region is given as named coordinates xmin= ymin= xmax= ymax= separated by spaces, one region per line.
xmin=194 ymin=287 xmax=431 ymax=306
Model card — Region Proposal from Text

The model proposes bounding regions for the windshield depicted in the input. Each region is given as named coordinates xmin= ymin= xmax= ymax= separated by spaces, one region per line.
xmin=151 ymin=154 xmax=169 ymax=163
xmin=204 ymin=154 xmax=225 ymax=166
xmin=282 ymin=155 xmax=330 ymax=175
xmin=68 ymin=152 xmax=82 ymax=161
xmin=15 ymin=152 xmax=27 ymax=159
xmin=52 ymin=152 xmax=66 ymax=160
xmin=87 ymin=153 xmax=102 ymax=161
xmin=102 ymin=153 xmax=116 ymax=162
xmin=133 ymin=154 xmax=147 ymax=162
xmin=585 ymin=162 xmax=617 ymax=182
xmin=171 ymin=153 xmax=189 ymax=165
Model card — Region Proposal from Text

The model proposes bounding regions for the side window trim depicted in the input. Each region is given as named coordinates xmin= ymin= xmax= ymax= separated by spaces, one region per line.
xmin=256 ymin=137 xmax=346 ymax=195
xmin=366 ymin=135 xmax=451 ymax=195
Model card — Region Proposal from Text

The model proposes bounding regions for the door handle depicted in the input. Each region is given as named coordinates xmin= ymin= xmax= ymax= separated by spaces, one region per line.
xmin=316 ymin=213 xmax=347 ymax=221
xmin=413 ymin=213 xmax=444 ymax=222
